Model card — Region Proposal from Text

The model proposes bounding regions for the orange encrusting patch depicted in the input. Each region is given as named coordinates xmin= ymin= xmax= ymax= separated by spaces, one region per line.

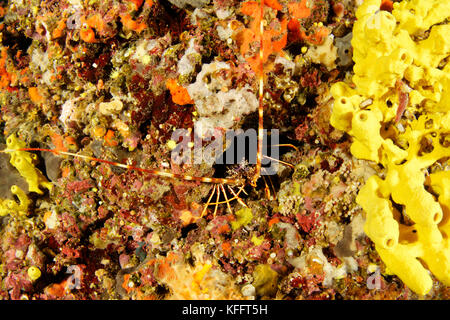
xmin=79 ymin=14 xmax=109 ymax=42
xmin=80 ymin=26 xmax=97 ymax=43
xmin=20 ymin=68 xmax=30 ymax=85
xmin=44 ymin=279 xmax=69 ymax=297
xmin=264 ymin=0 xmax=283 ymax=11
xmin=288 ymin=0 xmax=311 ymax=20
xmin=166 ymin=78 xmax=194 ymax=105
xmin=153 ymin=252 xmax=180 ymax=281
xmin=0 ymin=41 xmax=29 ymax=91
xmin=120 ymin=252 xmax=183 ymax=297
xmin=65 ymin=136 xmax=77 ymax=148
xmin=28 ymin=87 xmax=44 ymax=104
xmin=50 ymin=132 xmax=68 ymax=153
xmin=156 ymin=260 xmax=176 ymax=281
xmin=221 ymin=241 xmax=232 ymax=257
xmin=0 ymin=47 xmax=11 ymax=89
xmin=288 ymin=22 xmax=329 ymax=44
xmin=239 ymin=1 xmax=288 ymax=76
xmin=86 ymin=14 xmax=106 ymax=33
xmin=104 ymin=129 xmax=118 ymax=147
xmin=305 ymin=26 xmax=330 ymax=45
xmin=121 ymin=274 xmax=135 ymax=294
xmin=120 ymin=13 xmax=147 ymax=33
xmin=52 ymin=19 xmax=66 ymax=39
xmin=217 ymin=223 xmax=231 ymax=234
xmin=287 ymin=0 xmax=329 ymax=45
xmin=268 ymin=217 xmax=280 ymax=228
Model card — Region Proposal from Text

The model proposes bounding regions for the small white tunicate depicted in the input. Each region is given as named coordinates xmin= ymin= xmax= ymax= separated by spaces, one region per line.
xmin=241 ymin=284 xmax=256 ymax=297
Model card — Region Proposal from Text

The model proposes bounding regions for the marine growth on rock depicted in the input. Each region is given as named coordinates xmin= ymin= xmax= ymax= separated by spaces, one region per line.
xmin=0 ymin=0 xmax=448 ymax=301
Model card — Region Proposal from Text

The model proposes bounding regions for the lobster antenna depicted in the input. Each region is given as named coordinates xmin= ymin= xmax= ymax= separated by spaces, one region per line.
xmin=3 ymin=147 xmax=245 ymax=186
xmin=251 ymin=0 xmax=265 ymax=187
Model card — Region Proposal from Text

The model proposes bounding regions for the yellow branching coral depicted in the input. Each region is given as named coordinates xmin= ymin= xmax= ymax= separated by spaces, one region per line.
xmin=5 ymin=134 xmax=52 ymax=194
xmin=330 ymin=0 xmax=450 ymax=295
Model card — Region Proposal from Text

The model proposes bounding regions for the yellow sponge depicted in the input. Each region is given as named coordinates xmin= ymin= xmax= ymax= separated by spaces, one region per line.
xmin=6 ymin=134 xmax=52 ymax=194
xmin=0 ymin=185 xmax=30 ymax=217
xmin=331 ymin=0 xmax=450 ymax=295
